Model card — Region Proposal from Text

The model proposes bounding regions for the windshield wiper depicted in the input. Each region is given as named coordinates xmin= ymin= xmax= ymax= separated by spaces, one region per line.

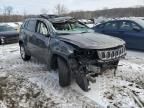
xmin=56 ymin=32 xmax=70 ymax=35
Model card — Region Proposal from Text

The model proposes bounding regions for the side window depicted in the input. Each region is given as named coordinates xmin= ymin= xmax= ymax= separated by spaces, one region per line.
xmin=26 ymin=20 xmax=36 ymax=32
xmin=131 ymin=22 xmax=141 ymax=30
xmin=119 ymin=21 xmax=132 ymax=31
xmin=36 ymin=21 xmax=48 ymax=36
xmin=20 ymin=22 xmax=25 ymax=29
xmin=96 ymin=24 xmax=104 ymax=29
xmin=104 ymin=22 xmax=118 ymax=30
xmin=24 ymin=20 xmax=29 ymax=29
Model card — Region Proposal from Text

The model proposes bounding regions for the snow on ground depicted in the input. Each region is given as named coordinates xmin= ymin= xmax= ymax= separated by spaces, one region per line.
xmin=128 ymin=50 xmax=144 ymax=59
xmin=127 ymin=50 xmax=144 ymax=64
xmin=0 ymin=44 xmax=100 ymax=108
xmin=0 ymin=43 xmax=144 ymax=108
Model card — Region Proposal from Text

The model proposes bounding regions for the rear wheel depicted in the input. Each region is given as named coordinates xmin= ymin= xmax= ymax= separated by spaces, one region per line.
xmin=20 ymin=44 xmax=31 ymax=61
xmin=57 ymin=57 xmax=71 ymax=87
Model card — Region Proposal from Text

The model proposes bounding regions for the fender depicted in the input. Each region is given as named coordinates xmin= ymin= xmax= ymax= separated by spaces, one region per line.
xmin=50 ymin=38 xmax=75 ymax=61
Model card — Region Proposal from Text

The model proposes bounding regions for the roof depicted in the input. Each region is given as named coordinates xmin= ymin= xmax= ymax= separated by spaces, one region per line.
xmin=39 ymin=14 xmax=74 ymax=23
xmin=27 ymin=14 xmax=75 ymax=23
xmin=97 ymin=18 xmax=144 ymax=28
xmin=105 ymin=18 xmax=143 ymax=22
xmin=98 ymin=18 xmax=144 ymax=25
xmin=48 ymin=17 xmax=74 ymax=23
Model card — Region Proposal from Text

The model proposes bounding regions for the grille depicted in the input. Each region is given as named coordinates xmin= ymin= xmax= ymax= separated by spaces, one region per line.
xmin=98 ymin=46 xmax=126 ymax=60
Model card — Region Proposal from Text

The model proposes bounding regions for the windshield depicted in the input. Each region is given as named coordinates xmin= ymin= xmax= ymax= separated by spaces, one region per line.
xmin=0 ymin=25 xmax=16 ymax=32
xmin=52 ymin=20 xmax=93 ymax=34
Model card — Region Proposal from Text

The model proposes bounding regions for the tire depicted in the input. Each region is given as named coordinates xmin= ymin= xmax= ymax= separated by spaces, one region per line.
xmin=115 ymin=60 xmax=119 ymax=67
xmin=57 ymin=57 xmax=71 ymax=87
xmin=76 ymin=73 xmax=90 ymax=92
xmin=20 ymin=44 xmax=31 ymax=61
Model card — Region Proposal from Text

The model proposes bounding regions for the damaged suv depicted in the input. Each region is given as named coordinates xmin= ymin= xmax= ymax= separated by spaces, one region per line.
xmin=19 ymin=15 xmax=126 ymax=91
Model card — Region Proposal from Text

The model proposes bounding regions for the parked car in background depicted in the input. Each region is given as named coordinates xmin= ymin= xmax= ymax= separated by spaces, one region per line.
xmin=92 ymin=19 xmax=144 ymax=50
xmin=0 ymin=24 xmax=19 ymax=45
xmin=19 ymin=15 xmax=126 ymax=91
xmin=78 ymin=19 xmax=95 ymax=28
xmin=7 ymin=22 xmax=23 ymax=32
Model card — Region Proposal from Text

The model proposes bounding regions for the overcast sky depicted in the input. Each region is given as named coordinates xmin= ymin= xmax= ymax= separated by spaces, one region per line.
xmin=0 ymin=0 xmax=143 ymax=14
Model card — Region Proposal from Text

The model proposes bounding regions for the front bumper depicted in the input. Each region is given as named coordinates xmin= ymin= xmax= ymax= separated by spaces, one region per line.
xmin=69 ymin=53 xmax=126 ymax=80
xmin=68 ymin=50 xmax=126 ymax=91
xmin=0 ymin=36 xmax=19 ymax=45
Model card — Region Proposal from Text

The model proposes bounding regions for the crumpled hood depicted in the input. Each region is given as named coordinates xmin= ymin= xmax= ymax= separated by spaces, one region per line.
xmin=58 ymin=32 xmax=125 ymax=49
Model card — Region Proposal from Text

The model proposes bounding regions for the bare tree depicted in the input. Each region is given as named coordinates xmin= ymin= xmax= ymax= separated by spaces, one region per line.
xmin=3 ymin=6 xmax=13 ymax=16
xmin=41 ymin=8 xmax=48 ymax=14
xmin=7 ymin=6 xmax=13 ymax=15
xmin=54 ymin=4 xmax=68 ymax=15
xmin=23 ymin=9 xmax=27 ymax=18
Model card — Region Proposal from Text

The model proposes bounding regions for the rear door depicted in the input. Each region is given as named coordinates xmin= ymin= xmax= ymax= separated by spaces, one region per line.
xmin=118 ymin=21 xmax=144 ymax=49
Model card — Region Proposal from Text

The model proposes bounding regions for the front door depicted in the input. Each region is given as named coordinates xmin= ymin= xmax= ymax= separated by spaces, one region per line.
xmin=24 ymin=19 xmax=37 ymax=56
xmin=34 ymin=20 xmax=50 ymax=63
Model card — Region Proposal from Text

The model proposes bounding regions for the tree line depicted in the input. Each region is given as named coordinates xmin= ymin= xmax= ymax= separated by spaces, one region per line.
xmin=68 ymin=7 xmax=144 ymax=19
xmin=0 ymin=5 xmax=144 ymax=22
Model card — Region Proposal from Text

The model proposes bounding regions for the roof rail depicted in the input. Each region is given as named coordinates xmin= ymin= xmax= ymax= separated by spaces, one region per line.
xmin=39 ymin=14 xmax=61 ymax=19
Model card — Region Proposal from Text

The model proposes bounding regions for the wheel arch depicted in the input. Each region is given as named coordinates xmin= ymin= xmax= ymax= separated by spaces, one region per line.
xmin=19 ymin=40 xmax=31 ymax=56
xmin=19 ymin=40 xmax=24 ymax=45
xmin=50 ymin=53 xmax=69 ymax=70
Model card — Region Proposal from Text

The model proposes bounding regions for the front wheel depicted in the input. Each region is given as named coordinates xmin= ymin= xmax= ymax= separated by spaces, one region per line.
xmin=57 ymin=57 xmax=71 ymax=87
xmin=20 ymin=44 xmax=31 ymax=61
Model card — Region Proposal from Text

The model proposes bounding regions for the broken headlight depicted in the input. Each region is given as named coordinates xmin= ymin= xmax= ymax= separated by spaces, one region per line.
xmin=74 ymin=49 xmax=98 ymax=60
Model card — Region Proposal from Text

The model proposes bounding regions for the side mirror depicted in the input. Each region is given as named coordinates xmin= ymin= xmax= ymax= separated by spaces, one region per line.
xmin=133 ymin=27 xmax=141 ymax=32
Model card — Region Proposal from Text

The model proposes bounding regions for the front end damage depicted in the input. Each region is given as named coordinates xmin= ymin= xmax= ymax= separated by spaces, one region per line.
xmin=69 ymin=45 xmax=126 ymax=91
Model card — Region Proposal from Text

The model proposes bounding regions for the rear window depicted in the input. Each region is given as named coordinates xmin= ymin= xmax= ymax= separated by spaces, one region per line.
xmin=25 ymin=20 xmax=36 ymax=32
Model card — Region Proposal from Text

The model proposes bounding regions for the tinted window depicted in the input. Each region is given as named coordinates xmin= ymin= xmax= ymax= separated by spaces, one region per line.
xmin=119 ymin=21 xmax=132 ymax=30
xmin=104 ymin=22 xmax=118 ymax=30
xmin=131 ymin=22 xmax=141 ymax=30
xmin=23 ymin=20 xmax=28 ymax=28
xmin=120 ymin=21 xmax=141 ymax=31
xmin=26 ymin=20 xmax=36 ymax=32
xmin=96 ymin=24 xmax=104 ymax=29
xmin=21 ymin=21 xmax=27 ymax=29
xmin=36 ymin=21 xmax=48 ymax=36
